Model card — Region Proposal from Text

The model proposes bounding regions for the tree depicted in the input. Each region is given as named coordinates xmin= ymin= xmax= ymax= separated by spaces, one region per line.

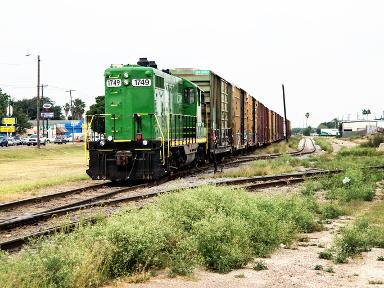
xmin=303 ymin=126 xmax=312 ymax=136
xmin=12 ymin=96 xmax=63 ymax=120
xmin=72 ymin=98 xmax=86 ymax=120
xmin=13 ymin=107 xmax=32 ymax=133
xmin=0 ymin=88 xmax=32 ymax=133
xmin=86 ymin=96 xmax=105 ymax=133
xmin=305 ymin=112 xmax=310 ymax=127
xmin=86 ymin=96 xmax=105 ymax=116
xmin=0 ymin=89 xmax=10 ymax=117
xmin=362 ymin=109 xmax=371 ymax=120
xmin=63 ymin=103 xmax=70 ymax=119
xmin=316 ymin=118 xmax=339 ymax=134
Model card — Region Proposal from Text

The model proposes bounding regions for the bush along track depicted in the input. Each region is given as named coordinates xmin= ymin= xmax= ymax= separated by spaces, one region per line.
xmin=300 ymin=146 xmax=384 ymax=263
xmin=0 ymin=186 xmax=322 ymax=287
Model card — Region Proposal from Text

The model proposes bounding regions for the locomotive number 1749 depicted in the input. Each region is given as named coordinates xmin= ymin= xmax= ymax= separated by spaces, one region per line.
xmin=132 ymin=79 xmax=151 ymax=87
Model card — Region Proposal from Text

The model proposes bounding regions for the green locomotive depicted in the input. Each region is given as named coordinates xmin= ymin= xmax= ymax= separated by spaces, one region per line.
xmin=86 ymin=58 xmax=207 ymax=181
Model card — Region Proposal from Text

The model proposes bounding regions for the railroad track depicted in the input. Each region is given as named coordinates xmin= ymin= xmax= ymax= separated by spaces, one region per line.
xmin=0 ymin=169 xmax=334 ymax=252
xmin=0 ymin=138 xmax=318 ymax=251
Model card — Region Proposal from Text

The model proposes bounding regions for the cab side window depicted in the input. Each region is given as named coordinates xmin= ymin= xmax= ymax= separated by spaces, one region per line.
xmin=184 ymin=88 xmax=195 ymax=104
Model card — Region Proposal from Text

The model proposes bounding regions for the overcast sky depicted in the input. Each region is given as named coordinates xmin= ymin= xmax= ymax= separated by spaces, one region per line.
xmin=1 ymin=0 xmax=383 ymax=127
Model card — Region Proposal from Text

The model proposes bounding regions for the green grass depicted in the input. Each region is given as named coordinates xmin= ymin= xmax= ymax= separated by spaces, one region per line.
xmin=0 ymin=144 xmax=88 ymax=201
xmin=0 ymin=186 xmax=320 ymax=287
xmin=314 ymin=137 xmax=334 ymax=153
xmin=301 ymin=146 xmax=384 ymax=202
xmin=323 ymin=202 xmax=384 ymax=263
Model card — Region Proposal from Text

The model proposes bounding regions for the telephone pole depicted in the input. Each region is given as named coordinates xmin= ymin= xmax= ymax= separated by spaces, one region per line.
xmin=282 ymin=84 xmax=288 ymax=142
xmin=41 ymin=84 xmax=48 ymax=138
xmin=36 ymin=55 xmax=41 ymax=148
xmin=66 ymin=89 xmax=76 ymax=144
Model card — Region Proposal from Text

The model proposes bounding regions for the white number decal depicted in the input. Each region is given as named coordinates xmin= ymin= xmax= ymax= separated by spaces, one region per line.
xmin=106 ymin=79 xmax=122 ymax=87
xmin=132 ymin=79 xmax=151 ymax=86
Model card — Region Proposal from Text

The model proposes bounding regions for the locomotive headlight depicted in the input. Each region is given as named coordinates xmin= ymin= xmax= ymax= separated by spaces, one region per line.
xmin=107 ymin=136 xmax=113 ymax=141
xmin=123 ymin=72 xmax=129 ymax=78
xmin=100 ymin=140 xmax=105 ymax=146
xmin=142 ymin=140 xmax=148 ymax=146
xmin=123 ymin=80 xmax=129 ymax=86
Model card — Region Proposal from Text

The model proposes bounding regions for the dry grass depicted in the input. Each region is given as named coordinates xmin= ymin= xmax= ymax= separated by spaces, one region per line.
xmin=254 ymin=137 xmax=301 ymax=155
xmin=0 ymin=144 xmax=88 ymax=201
xmin=215 ymin=155 xmax=301 ymax=178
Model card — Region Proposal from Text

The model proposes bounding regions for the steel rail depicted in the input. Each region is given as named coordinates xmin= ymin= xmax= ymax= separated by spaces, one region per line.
xmin=0 ymin=183 xmax=148 ymax=230
xmin=0 ymin=182 xmax=112 ymax=211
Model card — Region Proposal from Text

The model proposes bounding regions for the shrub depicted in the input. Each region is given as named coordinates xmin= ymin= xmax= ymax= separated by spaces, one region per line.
xmin=319 ymin=250 xmax=333 ymax=260
xmin=320 ymin=203 xmax=346 ymax=219
xmin=0 ymin=186 xmax=319 ymax=287
xmin=193 ymin=213 xmax=253 ymax=273
xmin=253 ymin=261 xmax=268 ymax=271
xmin=361 ymin=134 xmax=384 ymax=148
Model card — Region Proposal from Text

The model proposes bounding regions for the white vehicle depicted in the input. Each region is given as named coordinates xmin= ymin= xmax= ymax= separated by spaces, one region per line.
xmin=6 ymin=137 xmax=15 ymax=146
xmin=46 ymin=136 xmax=56 ymax=143
xmin=21 ymin=137 xmax=30 ymax=145
xmin=28 ymin=135 xmax=47 ymax=146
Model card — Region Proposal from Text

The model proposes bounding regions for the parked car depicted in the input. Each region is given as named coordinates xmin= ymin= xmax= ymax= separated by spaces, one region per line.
xmin=13 ymin=136 xmax=22 ymax=145
xmin=46 ymin=136 xmax=56 ymax=143
xmin=21 ymin=137 xmax=30 ymax=145
xmin=6 ymin=137 xmax=15 ymax=146
xmin=0 ymin=137 xmax=8 ymax=147
xmin=28 ymin=135 xmax=47 ymax=146
xmin=54 ymin=135 xmax=68 ymax=144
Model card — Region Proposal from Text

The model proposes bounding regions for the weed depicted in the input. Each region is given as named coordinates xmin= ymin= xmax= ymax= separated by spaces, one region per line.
xmin=314 ymin=137 xmax=334 ymax=153
xmin=320 ymin=203 xmax=346 ymax=219
xmin=325 ymin=267 xmax=335 ymax=273
xmin=314 ymin=264 xmax=323 ymax=270
xmin=253 ymin=261 xmax=268 ymax=271
xmin=369 ymin=280 xmax=384 ymax=285
xmin=319 ymin=250 xmax=333 ymax=260
xmin=377 ymin=256 xmax=384 ymax=261
xmin=234 ymin=273 xmax=246 ymax=278
xmin=361 ymin=134 xmax=384 ymax=148
xmin=333 ymin=202 xmax=384 ymax=262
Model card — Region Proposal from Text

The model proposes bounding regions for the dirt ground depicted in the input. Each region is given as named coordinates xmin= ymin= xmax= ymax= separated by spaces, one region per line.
xmin=331 ymin=138 xmax=358 ymax=153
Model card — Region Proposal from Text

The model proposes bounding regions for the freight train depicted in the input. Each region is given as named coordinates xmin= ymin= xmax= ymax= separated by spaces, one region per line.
xmin=86 ymin=58 xmax=291 ymax=181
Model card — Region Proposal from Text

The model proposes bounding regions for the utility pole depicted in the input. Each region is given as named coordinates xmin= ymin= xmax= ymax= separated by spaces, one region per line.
xmin=66 ymin=89 xmax=76 ymax=144
xmin=282 ymin=84 xmax=288 ymax=142
xmin=36 ymin=55 xmax=41 ymax=148
xmin=41 ymin=84 xmax=48 ymax=138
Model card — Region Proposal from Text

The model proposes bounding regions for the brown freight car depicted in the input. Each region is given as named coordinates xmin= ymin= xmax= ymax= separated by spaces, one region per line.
xmin=171 ymin=68 xmax=290 ymax=156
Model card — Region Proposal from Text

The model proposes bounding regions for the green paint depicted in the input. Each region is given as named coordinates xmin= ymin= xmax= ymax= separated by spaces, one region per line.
xmin=104 ymin=65 xmax=206 ymax=143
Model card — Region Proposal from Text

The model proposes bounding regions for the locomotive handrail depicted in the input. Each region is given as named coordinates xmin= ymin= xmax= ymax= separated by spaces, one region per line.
xmin=153 ymin=113 xmax=165 ymax=165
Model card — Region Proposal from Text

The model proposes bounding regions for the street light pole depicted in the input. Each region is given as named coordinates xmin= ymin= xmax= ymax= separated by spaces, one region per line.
xmin=66 ymin=89 xmax=76 ymax=144
xmin=36 ymin=55 xmax=41 ymax=148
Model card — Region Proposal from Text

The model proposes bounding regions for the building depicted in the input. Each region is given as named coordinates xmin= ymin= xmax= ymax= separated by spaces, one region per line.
xmin=340 ymin=120 xmax=381 ymax=137
xmin=27 ymin=119 xmax=84 ymax=140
